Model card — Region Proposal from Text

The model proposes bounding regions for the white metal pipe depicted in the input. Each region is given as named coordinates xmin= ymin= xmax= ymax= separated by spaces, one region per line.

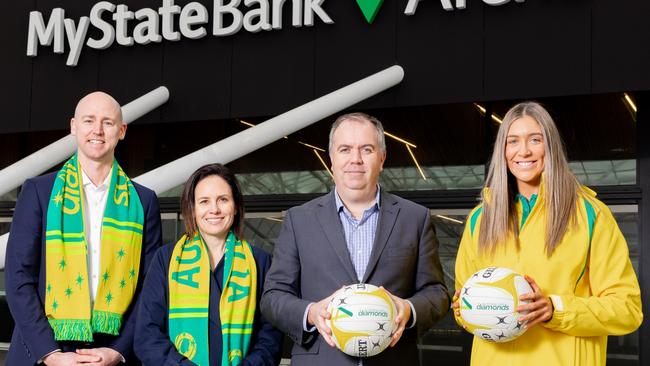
xmin=135 ymin=65 xmax=404 ymax=192
xmin=0 ymin=86 xmax=169 ymax=197
xmin=1 ymin=65 xmax=404 ymax=270
xmin=0 ymin=86 xmax=169 ymax=269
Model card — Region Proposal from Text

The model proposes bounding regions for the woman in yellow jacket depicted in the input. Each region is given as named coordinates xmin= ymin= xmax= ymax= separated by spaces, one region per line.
xmin=453 ymin=101 xmax=642 ymax=365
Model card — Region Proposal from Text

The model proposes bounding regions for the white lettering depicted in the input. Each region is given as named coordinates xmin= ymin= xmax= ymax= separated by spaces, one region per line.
xmin=113 ymin=4 xmax=135 ymax=46
xmin=243 ymin=0 xmax=272 ymax=33
xmin=87 ymin=2 xmax=116 ymax=49
xmin=26 ymin=9 xmax=65 ymax=56
xmin=64 ymin=17 xmax=90 ymax=66
xmin=292 ymin=0 xmax=303 ymax=27
xmin=179 ymin=2 xmax=209 ymax=39
xmin=213 ymin=0 xmax=243 ymax=36
xmin=483 ymin=0 xmax=512 ymax=5
xmin=303 ymin=0 xmax=332 ymax=27
xmin=35 ymin=0 xmax=536 ymax=67
xmin=133 ymin=8 xmax=162 ymax=45
xmin=271 ymin=0 xmax=302 ymax=29
xmin=406 ymin=0 xmax=525 ymax=14
xmin=159 ymin=0 xmax=181 ymax=41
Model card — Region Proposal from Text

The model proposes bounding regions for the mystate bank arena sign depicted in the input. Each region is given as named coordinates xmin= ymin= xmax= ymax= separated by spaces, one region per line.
xmin=26 ymin=0 xmax=525 ymax=67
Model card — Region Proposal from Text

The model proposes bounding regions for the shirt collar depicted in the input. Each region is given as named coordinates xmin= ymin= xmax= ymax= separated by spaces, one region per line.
xmin=515 ymin=192 xmax=538 ymax=207
xmin=334 ymin=185 xmax=381 ymax=212
xmin=81 ymin=166 xmax=112 ymax=190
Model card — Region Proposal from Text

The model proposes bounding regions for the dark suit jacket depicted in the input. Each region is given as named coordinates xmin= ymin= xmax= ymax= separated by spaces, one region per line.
xmin=134 ymin=242 xmax=283 ymax=366
xmin=260 ymin=190 xmax=450 ymax=366
xmin=5 ymin=172 xmax=162 ymax=365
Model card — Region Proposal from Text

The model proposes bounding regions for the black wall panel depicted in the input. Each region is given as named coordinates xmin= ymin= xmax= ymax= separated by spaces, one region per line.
xmin=0 ymin=1 xmax=36 ymax=134
xmin=97 ymin=0 xmax=165 ymax=125
xmin=230 ymin=25 xmax=315 ymax=118
xmin=592 ymin=0 xmax=650 ymax=93
xmin=2 ymin=0 xmax=650 ymax=134
xmin=484 ymin=0 xmax=591 ymax=100
xmin=313 ymin=0 xmax=398 ymax=111
xmin=160 ymin=28 xmax=233 ymax=123
xmin=395 ymin=3 xmax=484 ymax=106
xmin=29 ymin=0 xmax=100 ymax=132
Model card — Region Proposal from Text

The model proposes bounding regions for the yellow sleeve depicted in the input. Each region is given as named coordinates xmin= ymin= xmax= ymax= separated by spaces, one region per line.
xmin=543 ymin=203 xmax=643 ymax=336
xmin=454 ymin=206 xmax=481 ymax=327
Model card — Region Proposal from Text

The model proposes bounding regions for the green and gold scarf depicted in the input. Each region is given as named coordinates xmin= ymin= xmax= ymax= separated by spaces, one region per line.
xmin=45 ymin=153 xmax=144 ymax=341
xmin=169 ymin=231 xmax=257 ymax=366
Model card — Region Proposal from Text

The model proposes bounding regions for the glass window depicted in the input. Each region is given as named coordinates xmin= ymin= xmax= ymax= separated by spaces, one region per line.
xmin=160 ymin=213 xmax=183 ymax=246
xmin=0 ymin=188 xmax=18 ymax=202
xmin=571 ymin=160 xmax=636 ymax=186
xmin=419 ymin=211 xmax=471 ymax=365
xmin=607 ymin=207 xmax=639 ymax=365
xmin=242 ymin=213 xmax=283 ymax=255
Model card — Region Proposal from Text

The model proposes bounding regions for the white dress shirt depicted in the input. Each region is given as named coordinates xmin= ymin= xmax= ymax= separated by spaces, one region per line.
xmin=81 ymin=167 xmax=111 ymax=304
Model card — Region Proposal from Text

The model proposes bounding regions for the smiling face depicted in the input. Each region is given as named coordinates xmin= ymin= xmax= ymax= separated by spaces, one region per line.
xmin=505 ymin=115 xmax=546 ymax=196
xmin=193 ymin=175 xmax=236 ymax=241
xmin=329 ymin=118 xmax=386 ymax=201
xmin=70 ymin=92 xmax=125 ymax=166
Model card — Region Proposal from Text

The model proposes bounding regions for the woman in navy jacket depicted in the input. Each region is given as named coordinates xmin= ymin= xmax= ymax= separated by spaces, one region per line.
xmin=135 ymin=163 xmax=282 ymax=365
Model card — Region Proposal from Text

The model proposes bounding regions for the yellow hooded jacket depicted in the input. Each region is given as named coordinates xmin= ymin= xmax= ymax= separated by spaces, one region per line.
xmin=455 ymin=186 xmax=643 ymax=366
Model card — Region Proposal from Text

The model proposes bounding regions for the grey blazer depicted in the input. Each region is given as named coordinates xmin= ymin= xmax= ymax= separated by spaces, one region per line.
xmin=260 ymin=190 xmax=450 ymax=366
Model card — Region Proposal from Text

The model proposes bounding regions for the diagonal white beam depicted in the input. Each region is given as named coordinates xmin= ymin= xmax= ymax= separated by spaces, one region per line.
xmin=1 ymin=65 xmax=404 ymax=269
xmin=135 ymin=65 xmax=404 ymax=192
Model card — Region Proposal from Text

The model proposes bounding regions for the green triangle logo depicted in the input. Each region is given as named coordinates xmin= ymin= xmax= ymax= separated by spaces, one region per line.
xmin=356 ymin=0 xmax=384 ymax=24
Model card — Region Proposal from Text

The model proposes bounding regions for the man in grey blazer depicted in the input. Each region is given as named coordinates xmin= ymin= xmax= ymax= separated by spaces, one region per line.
xmin=261 ymin=112 xmax=450 ymax=365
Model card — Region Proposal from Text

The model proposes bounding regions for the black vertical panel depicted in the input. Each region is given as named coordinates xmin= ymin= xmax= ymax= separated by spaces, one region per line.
xmin=637 ymin=91 xmax=650 ymax=366
xmin=30 ymin=0 xmax=99 ymax=132
xmin=30 ymin=51 xmax=100 ymax=132
xmin=484 ymin=0 xmax=591 ymax=100
xmin=0 ymin=1 xmax=34 ymax=134
xmin=230 ymin=24 xmax=315 ymax=118
xmin=97 ymin=0 xmax=165 ymax=125
xmin=313 ymin=0 xmax=397 ymax=110
xmin=160 ymin=0 xmax=232 ymax=123
xmin=396 ymin=3 xmax=484 ymax=106
xmin=592 ymin=0 xmax=650 ymax=93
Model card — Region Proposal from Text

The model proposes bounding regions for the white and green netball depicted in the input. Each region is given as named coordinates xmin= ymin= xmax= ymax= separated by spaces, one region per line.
xmin=326 ymin=283 xmax=396 ymax=357
xmin=459 ymin=267 xmax=533 ymax=342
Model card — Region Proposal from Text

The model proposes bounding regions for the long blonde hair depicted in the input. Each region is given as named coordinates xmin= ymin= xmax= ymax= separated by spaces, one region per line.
xmin=479 ymin=102 xmax=581 ymax=256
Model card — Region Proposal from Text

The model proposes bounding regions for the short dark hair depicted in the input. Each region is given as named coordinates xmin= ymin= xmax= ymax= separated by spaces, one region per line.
xmin=180 ymin=163 xmax=245 ymax=239
xmin=328 ymin=112 xmax=386 ymax=154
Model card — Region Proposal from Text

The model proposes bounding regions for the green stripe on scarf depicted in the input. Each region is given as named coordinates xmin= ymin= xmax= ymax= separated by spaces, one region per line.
xmin=169 ymin=231 xmax=257 ymax=366
xmin=45 ymin=154 xmax=144 ymax=341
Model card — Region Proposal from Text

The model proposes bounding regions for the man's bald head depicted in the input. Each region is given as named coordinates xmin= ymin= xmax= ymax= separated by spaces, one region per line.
xmin=74 ymin=91 xmax=123 ymax=123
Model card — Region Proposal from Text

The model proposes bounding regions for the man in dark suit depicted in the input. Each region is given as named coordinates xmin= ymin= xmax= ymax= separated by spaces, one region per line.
xmin=5 ymin=92 xmax=161 ymax=365
xmin=261 ymin=112 xmax=450 ymax=365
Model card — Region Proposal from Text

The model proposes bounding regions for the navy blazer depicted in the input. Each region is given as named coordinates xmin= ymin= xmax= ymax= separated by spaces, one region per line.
xmin=135 ymin=242 xmax=283 ymax=366
xmin=5 ymin=172 xmax=162 ymax=365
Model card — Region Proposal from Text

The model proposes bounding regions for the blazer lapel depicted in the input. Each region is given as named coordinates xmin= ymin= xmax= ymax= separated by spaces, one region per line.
xmin=316 ymin=191 xmax=358 ymax=284
xmin=362 ymin=191 xmax=400 ymax=283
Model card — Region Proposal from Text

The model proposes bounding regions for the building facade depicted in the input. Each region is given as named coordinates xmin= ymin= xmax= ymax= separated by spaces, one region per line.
xmin=1 ymin=1 xmax=648 ymax=364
